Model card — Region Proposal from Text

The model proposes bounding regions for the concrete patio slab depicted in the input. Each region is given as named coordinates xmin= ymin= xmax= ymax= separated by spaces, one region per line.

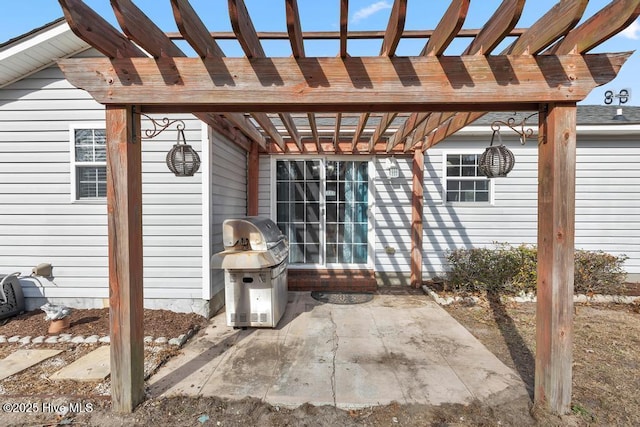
xmin=0 ymin=349 xmax=62 ymax=381
xmin=147 ymin=292 xmax=529 ymax=409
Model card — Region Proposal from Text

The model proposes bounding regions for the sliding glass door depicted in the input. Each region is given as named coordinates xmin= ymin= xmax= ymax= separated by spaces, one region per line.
xmin=275 ymin=158 xmax=371 ymax=267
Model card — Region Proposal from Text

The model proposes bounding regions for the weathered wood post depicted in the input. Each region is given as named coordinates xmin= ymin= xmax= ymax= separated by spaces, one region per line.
xmin=106 ymin=105 xmax=144 ymax=412
xmin=535 ymin=103 xmax=576 ymax=414
xmin=411 ymin=149 xmax=424 ymax=288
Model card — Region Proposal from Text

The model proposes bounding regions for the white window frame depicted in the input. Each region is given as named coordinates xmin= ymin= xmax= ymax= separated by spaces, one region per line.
xmin=70 ymin=123 xmax=107 ymax=203
xmin=442 ymin=150 xmax=494 ymax=205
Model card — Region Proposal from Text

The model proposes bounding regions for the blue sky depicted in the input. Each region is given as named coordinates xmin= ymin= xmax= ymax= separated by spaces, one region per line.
xmin=2 ymin=1 xmax=639 ymax=105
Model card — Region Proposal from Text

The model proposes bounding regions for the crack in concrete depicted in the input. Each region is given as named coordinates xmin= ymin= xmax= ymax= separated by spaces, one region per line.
xmin=328 ymin=311 xmax=338 ymax=407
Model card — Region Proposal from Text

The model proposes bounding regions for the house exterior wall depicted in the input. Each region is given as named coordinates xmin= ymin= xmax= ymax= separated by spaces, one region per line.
xmin=0 ymin=58 xmax=246 ymax=315
xmin=208 ymin=128 xmax=247 ymax=313
xmin=258 ymin=133 xmax=640 ymax=282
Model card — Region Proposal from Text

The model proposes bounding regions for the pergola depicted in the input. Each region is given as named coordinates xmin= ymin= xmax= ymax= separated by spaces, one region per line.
xmin=56 ymin=0 xmax=639 ymax=415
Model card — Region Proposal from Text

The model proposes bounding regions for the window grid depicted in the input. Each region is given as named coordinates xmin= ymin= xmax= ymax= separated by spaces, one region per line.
xmin=325 ymin=160 xmax=368 ymax=264
xmin=445 ymin=154 xmax=490 ymax=203
xmin=276 ymin=160 xmax=321 ymax=264
xmin=74 ymin=128 xmax=107 ymax=200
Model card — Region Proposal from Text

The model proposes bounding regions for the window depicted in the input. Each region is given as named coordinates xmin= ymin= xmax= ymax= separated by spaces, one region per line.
xmin=71 ymin=127 xmax=106 ymax=200
xmin=444 ymin=153 xmax=490 ymax=203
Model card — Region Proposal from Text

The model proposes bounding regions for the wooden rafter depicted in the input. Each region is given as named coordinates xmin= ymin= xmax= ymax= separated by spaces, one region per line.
xmin=307 ymin=114 xmax=320 ymax=152
xmin=169 ymin=0 xmax=266 ymax=149
xmin=351 ymin=112 xmax=370 ymax=151
xmin=110 ymin=0 xmax=267 ymax=150
xmin=403 ymin=0 xmax=524 ymax=152
xmin=285 ymin=0 xmax=305 ymax=58
xmin=380 ymin=0 xmax=407 ymax=56
xmin=546 ymin=0 xmax=640 ymax=55
xmin=228 ymin=0 xmax=264 ymax=58
xmin=228 ymin=0 xmax=298 ymax=151
xmin=340 ymin=0 xmax=349 ymax=57
xmin=333 ymin=113 xmax=342 ymax=150
xmin=386 ymin=112 xmax=429 ymax=151
xmin=367 ymin=113 xmax=396 ymax=152
xmin=111 ymin=0 xmax=183 ymax=58
xmin=387 ymin=0 xmax=469 ymax=153
xmin=425 ymin=0 xmax=590 ymax=149
xmin=421 ymin=0 xmax=470 ymax=56
xmin=58 ymin=0 xmax=145 ymax=58
xmin=171 ymin=0 xmax=224 ymax=58
xmin=166 ymin=28 xmax=528 ymax=41
xmin=507 ymin=0 xmax=588 ymax=55
xmin=463 ymin=0 xmax=525 ymax=55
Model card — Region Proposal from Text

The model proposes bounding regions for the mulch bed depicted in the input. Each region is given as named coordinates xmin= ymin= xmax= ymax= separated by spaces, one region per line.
xmin=0 ymin=308 xmax=209 ymax=339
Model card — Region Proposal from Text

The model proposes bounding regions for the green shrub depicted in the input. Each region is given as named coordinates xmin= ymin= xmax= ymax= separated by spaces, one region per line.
xmin=444 ymin=244 xmax=628 ymax=296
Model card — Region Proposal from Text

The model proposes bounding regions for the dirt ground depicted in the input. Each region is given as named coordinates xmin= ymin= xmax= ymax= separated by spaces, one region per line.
xmin=0 ymin=296 xmax=639 ymax=426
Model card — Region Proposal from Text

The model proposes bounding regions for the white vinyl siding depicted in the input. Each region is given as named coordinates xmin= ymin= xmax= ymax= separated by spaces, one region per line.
xmin=209 ymin=129 xmax=247 ymax=300
xmin=421 ymin=136 xmax=640 ymax=277
xmin=259 ymin=139 xmax=640 ymax=279
xmin=0 ymin=62 xmax=208 ymax=310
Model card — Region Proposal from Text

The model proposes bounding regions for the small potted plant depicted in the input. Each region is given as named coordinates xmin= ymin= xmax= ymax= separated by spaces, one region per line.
xmin=40 ymin=303 xmax=72 ymax=334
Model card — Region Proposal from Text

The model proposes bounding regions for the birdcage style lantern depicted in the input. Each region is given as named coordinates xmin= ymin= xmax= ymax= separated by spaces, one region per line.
xmin=479 ymin=128 xmax=515 ymax=178
xmin=139 ymin=113 xmax=201 ymax=177
xmin=478 ymin=114 xmax=537 ymax=178
xmin=166 ymin=126 xmax=201 ymax=177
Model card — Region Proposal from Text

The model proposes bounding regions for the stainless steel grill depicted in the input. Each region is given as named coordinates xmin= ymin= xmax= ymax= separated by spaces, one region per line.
xmin=211 ymin=217 xmax=289 ymax=328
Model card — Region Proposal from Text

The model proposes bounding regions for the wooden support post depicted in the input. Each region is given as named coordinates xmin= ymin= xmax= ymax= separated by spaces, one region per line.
xmin=411 ymin=150 xmax=424 ymax=288
xmin=106 ymin=105 xmax=144 ymax=413
xmin=535 ymin=103 xmax=576 ymax=415
xmin=247 ymin=143 xmax=259 ymax=216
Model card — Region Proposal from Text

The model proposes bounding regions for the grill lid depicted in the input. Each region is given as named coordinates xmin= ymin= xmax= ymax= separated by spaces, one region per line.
xmin=222 ymin=217 xmax=285 ymax=251
xmin=212 ymin=217 xmax=288 ymax=270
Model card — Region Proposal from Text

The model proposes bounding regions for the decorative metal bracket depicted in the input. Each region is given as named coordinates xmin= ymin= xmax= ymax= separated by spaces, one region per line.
xmin=138 ymin=113 xmax=186 ymax=140
xmin=490 ymin=112 xmax=538 ymax=146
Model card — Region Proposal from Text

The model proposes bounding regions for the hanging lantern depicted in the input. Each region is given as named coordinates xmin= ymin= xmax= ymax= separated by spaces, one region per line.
xmin=166 ymin=127 xmax=201 ymax=177
xmin=479 ymin=129 xmax=515 ymax=178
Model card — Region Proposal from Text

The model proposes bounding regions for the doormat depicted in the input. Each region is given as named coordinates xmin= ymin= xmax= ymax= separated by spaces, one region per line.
xmin=311 ymin=291 xmax=374 ymax=305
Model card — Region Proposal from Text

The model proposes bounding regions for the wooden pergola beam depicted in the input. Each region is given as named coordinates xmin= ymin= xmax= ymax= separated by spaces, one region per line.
xmin=285 ymin=0 xmax=305 ymax=58
xmin=58 ymin=54 xmax=630 ymax=111
xmin=421 ymin=0 xmax=470 ymax=56
xmin=425 ymin=0 xmax=590 ymax=148
xmin=228 ymin=0 xmax=297 ymax=151
xmin=367 ymin=113 xmax=396 ymax=152
xmin=411 ymin=149 xmax=424 ymax=288
xmin=58 ymin=0 xmax=145 ymax=58
xmin=106 ymin=105 xmax=144 ymax=413
xmin=386 ymin=112 xmax=428 ymax=152
xmin=351 ymin=112 xmax=370 ymax=151
xmin=380 ymin=0 xmax=407 ymax=56
xmin=333 ymin=113 xmax=342 ymax=150
xmin=169 ymin=0 xmax=266 ymax=149
xmin=546 ymin=0 xmax=640 ymax=55
xmin=171 ymin=0 xmax=225 ymax=58
xmin=535 ymin=103 xmax=577 ymax=414
xmin=463 ymin=0 xmax=525 ymax=55
xmin=339 ymin=0 xmax=349 ymax=58
xmin=507 ymin=0 xmax=588 ymax=55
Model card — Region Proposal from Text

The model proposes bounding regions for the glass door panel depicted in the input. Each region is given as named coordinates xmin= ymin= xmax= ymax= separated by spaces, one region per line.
xmin=325 ymin=160 xmax=368 ymax=265
xmin=276 ymin=160 xmax=322 ymax=264
xmin=276 ymin=159 xmax=369 ymax=266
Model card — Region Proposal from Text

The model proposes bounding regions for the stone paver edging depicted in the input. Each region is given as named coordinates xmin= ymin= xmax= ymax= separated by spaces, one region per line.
xmin=0 ymin=329 xmax=196 ymax=347
xmin=423 ymin=285 xmax=640 ymax=306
